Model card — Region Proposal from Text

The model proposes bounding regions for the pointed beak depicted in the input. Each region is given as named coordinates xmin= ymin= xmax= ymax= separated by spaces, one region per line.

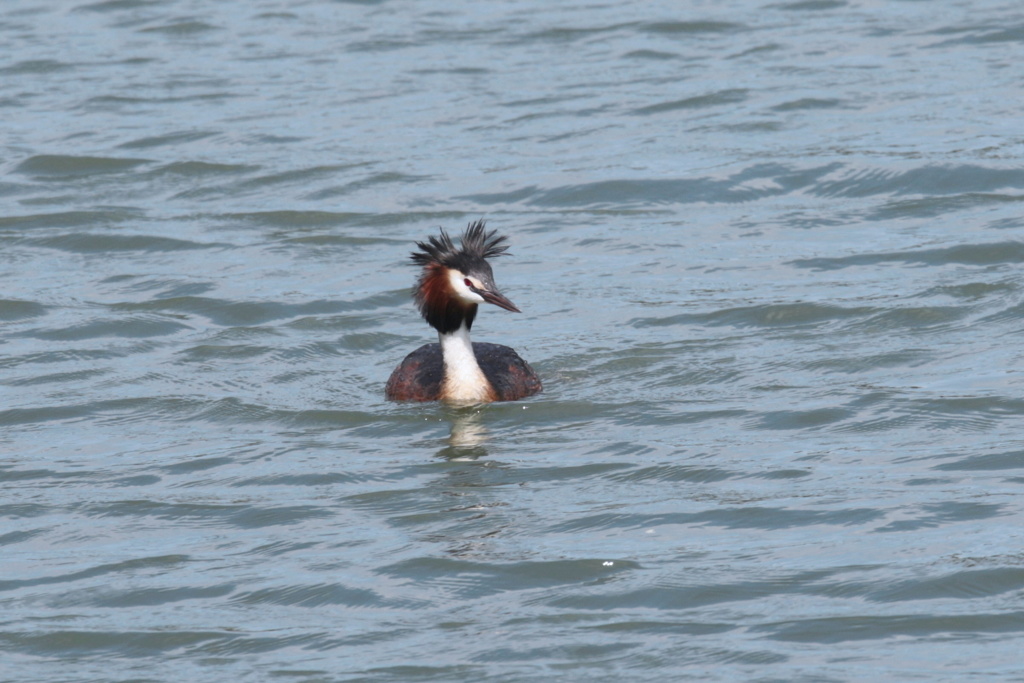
xmin=479 ymin=288 xmax=521 ymax=313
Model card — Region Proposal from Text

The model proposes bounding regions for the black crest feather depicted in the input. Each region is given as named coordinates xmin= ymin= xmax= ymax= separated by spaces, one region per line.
xmin=409 ymin=220 xmax=512 ymax=334
xmin=460 ymin=219 xmax=511 ymax=260
xmin=410 ymin=219 xmax=510 ymax=268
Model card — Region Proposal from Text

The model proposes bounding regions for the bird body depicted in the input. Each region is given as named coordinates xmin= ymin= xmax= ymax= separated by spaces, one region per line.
xmin=385 ymin=221 xmax=542 ymax=403
xmin=386 ymin=340 xmax=541 ymax=403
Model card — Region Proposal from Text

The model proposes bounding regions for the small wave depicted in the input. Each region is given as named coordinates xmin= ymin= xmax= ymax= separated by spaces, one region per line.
xmin=640 ymin=21 xmax=744 ymax=34
xmin=232 ymin=583 xmax=426 ymax=609
xmin=0 ymin=299 xmax=47 ymax=321
xmin=632 ymin=302 xmax=872 ymax=329
xmin=177 ymin=344 xmax=273 ymax=362
xmin=841 ymin=395 xmax=1024 ymax=435
xmin=234 ymin=164 xmax=371 ymax=191
xmin=546 ymin=568 xmax=856 ymax=611
xmin=221 ymin=210 xmax=390 ymax=228
xmin=868 ymin=567 xmax=1024 ymax=602
xmin=874 ymin=502 xmax=1004 ymax=533
xmin=117 ymin=130 xmax=220 ymax=150
xmin=546 ymin=507 xmax=882 ymax=534
xmin=921 ymin=281 xmax=1018 ymax=300
xmin=0 ymin=210 xmax=138 ymax=230
xmin=790 ymin=241 xmax=1024 ymax=270
xmin=799 ymin=349 xmax=934 ymax=374
xmin=0 ymin=346 xmax=138 ymax=370
xmin=304 ymin=171 xmax=433 ymax=200
xmin=0 ymin=554 xmax=189 ymax=592
xmin=811 ymin=165 xmax=1024 ymax=199
xmin=519 ymin=23 xmax=634 ymax=44
xmin=15 ymin=154 xmax=150 ymax=177
xmin=926 ymin=23 xmax=1024 ymax=47
xmin=932 ymin=448 xmax=1024 ymax=471
xmin=139 ymin=20 xmax=220 ymax=35
xmin=756 ymin=611 xmax=1024 ymax=643
xmin=607 ymin=464 xmax=735 ymax=483
xmin=0 ymin=628 xmax=232 ymax=658
xmin=25 ymin=233 xmax=223 ymax=253
xmin=909 ymin=395 xmax=1024 ymax=422
xmin=84 ymin=499 xmax=332 ymax=528
xmin=979 ymin=300 xmax=1024 ymax=324
xmin=19 ymin=316 xmax=189 ymax=341
xmin=849 ymin=306 xmax=967 ymax=333
xmin=588 ymin=620 xmax=733 ymax=636
xmin=771 ymin=97 xmax=845 ymax=111
xmin=0 ymin=59 xmax=73 ymax=75
xmin=62 ymin=584 xmax=235 ymax=609
xmin=868 ymin=192 xmax=1024 ymax=220
xmin=113 ymin=295 xmax=366 ymax=326
xmin=231 ymin=472 xmax=381 ymax=487
xmin=459 ymin=163 xmax=842 ymax=207
xmin=376 ymin=557 xmax=632 ymax=599
xmin=0 ymin=467 xmax=91 ymax=483
xmin=622 ymin=49 xmax=680 ymax=60
xmin=149 ymin=160 xmax=257 ymax=176
xmin=774 ymin=0 xmax=847 ymax=10
xmin=752 ymin=407 xmax=853 ymax=430
xmin=631 ymin=89 xmax=749 ymax=115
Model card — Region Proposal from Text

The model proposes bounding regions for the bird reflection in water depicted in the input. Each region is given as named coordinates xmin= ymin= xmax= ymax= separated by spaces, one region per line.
xmin=435 ymin=406 xmax=490 ymax=460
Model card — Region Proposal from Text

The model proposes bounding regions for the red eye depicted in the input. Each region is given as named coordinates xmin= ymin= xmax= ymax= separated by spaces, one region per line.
xmin=464 ymin=278 xmax=473 ymax=288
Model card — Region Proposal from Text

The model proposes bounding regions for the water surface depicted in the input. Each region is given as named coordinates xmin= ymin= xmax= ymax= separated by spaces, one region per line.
xmin=3 ymin=0 xmax=1024 ymax=681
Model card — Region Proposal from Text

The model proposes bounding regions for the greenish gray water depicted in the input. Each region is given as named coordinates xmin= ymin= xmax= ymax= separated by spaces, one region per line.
xmin=3 ymin=1 xmax=1024 ymax=681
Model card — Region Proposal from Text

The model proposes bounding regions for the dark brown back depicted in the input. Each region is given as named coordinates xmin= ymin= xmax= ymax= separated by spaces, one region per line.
xmin=385 ymin=342 xmax=541 ymax=402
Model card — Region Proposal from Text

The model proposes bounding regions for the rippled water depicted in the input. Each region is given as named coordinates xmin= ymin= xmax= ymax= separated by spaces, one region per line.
xmin=4 ymin=1 xmax=1024 ymax=680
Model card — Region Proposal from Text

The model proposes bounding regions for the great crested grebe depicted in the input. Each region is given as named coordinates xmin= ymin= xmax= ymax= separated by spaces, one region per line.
xmin=385 ymin=220 xmax=542 ymax=403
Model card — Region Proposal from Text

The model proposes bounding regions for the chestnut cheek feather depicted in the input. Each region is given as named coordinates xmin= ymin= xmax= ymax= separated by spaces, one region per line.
xmin=415 ymin=265 xmax=477 ymax=334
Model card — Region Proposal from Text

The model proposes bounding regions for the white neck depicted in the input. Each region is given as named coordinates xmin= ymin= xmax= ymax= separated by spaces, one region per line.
xmin=439 ymin=323 xmax=494 ymax=403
